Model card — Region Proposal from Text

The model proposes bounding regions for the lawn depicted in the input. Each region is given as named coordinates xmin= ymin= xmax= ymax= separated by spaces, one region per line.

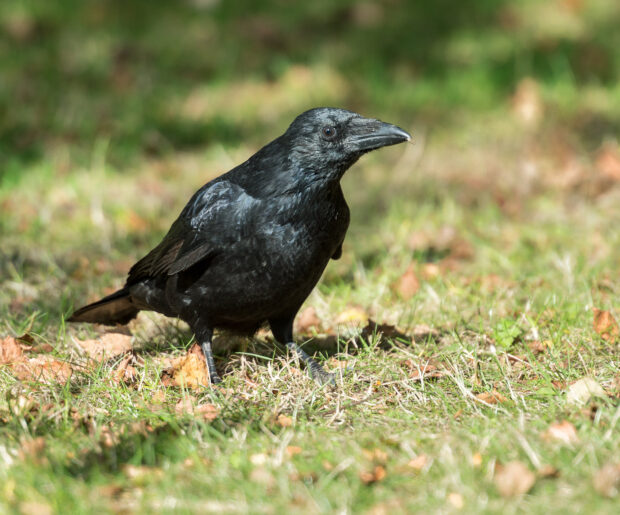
xmin=1 ymin=1 xmax=620 ymax=513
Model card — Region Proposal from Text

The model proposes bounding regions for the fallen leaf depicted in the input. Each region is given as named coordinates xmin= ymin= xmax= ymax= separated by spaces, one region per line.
xmin=165 ymin=344 xmax=211 ymax=388
xmin=494 ymin=461 xmax=536 ymax=497
xmin=395 ymin=264 xmax=419 ymax=300
xmin=360 ymin=465 xmax=386 ymax=484
xmin=471 ymin=452 xmax=483 ymax=467
xmin=537 ymin=465 xmax=560 ymax=479
xmin=593 ymin=463 xmax=620 ymax=497
xmin=112 ymin=353 xmax=138 ymax=384
xmin=542 ymin=420 xmax=579 ymax=445
xmin=174 ymin=397 xmax=217 ymax=420
xmin=18 ymin=437 xmax=46 ymax=463
xmin=196 ymin=403 xmax=219 ymax=421
xmin=18 ymin=502 xmax=53 ymax=515
xmin=475 ymin=390 xmax=508 ymax=405
xmin=566 ymin=377 xmax=605 ymax=405
xmin=75 ymin=332 xmax=133 ymax=361
xmin=286 ymin=446 xmax=302 ymax=457
xmin=12 ymin=357 xmax=73 ymax=385
xmin=336 ymin=306 xmax=369 ymax=326
xmin=362 ymin=448 xmax=388 ymax=464
xmin=407 ymin=454 xmax=428 ymax=471
xmin=592 ymin=308 xmax=619 ymax=342
xmin=447 ymin=492 xmax=464 ymax=509
xmin=527 ymin=340 xmax=549 ymax=355
xmin=295 ymin=307 xmax=321 ymax=334
xmin=0 ymin=336 xmax=25 ymax=364
xmin=406 ymin=361 xmax=444 ymax=381
xmin=595 ymin=143 xmax=620 ymax=181
xmin=276 ymin=414 xmax=293 ymax=427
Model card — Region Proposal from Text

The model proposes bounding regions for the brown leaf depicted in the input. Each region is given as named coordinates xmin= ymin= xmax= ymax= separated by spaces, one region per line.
xmin=76 ymin=332 xmax=133 ymax=362
xmin=593 ymin=463 xmax=620 ymax=497
xmin=18 ymin=437 xmax=46 ymax=463
xmin=195 ymin=403 xmax=219 ymax=421
xmin=595 ymin=143 xmax=620 ymax=181
xmin=360 ymin=465 xmax=386 ymax=485
xmin=0 ymin=336 xmax=25 ymax=364
xmin=295 ymin=306 xmax=321 ymax=334
xmin=286 ymin=445 xmax=302 ymax=457
xmin=174 ymin=397 xmax=217 ymax=420
xmin=406 ymin=361 xmax=444 ymax=381
xmin=542 ymin=420 xmax=579 ymax=445
xmin=18 ymin=502 xmax=53 ymax=515
xmin=276 ymin=414 xmax=293 ymax=427
xmin=592 ymin=308 xmax=619 ymax=342
xmin=471 ymin=452 xmax=483 ymax=467
xmin=164 ymin=344 xmax=211 ymax=388
xmin=537 ymin=465 xmax=560 ymax=479
xmin=494 ymin=461 xmax=536 ymax=497
xmin=395 ymin=264 xmax=420 ymax=300
xmin=112 ymin=353 xmax=138 ymax=384
xmin=475 ymin=390 xmax=508 ymax=405
xmin=12 ymin=357 xmax=73 ymax=385
xmin=407 ymin=454 xmax=429 ymax=471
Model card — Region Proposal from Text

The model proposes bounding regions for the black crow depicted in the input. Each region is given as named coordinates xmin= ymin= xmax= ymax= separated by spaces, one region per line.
xmin=69 ymin=107 xmax=411 ymax=384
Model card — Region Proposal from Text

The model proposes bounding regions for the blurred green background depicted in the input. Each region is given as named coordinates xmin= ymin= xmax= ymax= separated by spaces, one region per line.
xmin=1 ymin=0 xmax=618 ymax=174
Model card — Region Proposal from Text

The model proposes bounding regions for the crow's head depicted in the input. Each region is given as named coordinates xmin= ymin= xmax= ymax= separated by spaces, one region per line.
xmin=285 ymin=107 xmax=411 ymax=181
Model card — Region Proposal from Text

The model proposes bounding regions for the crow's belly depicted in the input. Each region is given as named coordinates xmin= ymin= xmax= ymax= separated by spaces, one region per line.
xmin=177 ymin=238 xmax=337 ymax=327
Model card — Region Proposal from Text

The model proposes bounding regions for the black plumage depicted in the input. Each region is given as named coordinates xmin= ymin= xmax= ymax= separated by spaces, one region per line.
xmin=69 ymin=107 xmax=410 ymax=384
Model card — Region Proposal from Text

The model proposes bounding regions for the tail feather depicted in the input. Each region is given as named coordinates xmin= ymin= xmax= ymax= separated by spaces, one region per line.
xmin=68 ymin=288 xmax=139 ymax=325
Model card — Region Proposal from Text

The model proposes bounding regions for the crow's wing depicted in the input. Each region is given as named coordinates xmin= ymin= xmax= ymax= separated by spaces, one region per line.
xmin=126 ymin=180 xmax=255 ymax=284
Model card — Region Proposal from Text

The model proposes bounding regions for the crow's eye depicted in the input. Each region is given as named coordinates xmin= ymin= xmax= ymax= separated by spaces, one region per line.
xmin=321 ymin=126 xmax=337 ymax=140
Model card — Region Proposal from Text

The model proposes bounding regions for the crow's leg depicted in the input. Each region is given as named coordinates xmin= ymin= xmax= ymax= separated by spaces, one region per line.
xmin=269 ymin=316 xmax=335 ymax=385
xmin=193 ymin=325 xmax=221 ymax=385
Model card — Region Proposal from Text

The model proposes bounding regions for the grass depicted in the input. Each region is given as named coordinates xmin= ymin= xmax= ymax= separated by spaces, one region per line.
xmin=2 ymin=0 xmax=620 ymax=513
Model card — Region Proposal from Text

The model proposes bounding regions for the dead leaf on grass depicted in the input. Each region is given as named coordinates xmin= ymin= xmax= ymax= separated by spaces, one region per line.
xmin=0 ymin=335 xmax=25 ymax=364
xmin=18 ymin=437 xmax=46 ymax=464
xmin=542 ymin=420 xmax=579 ymax=445
xmin=276 ymin=414 xmax=293 ymax=427
xmin=593 ymin=463 xmax=620 ymax=497
xmin=360 ymin=465 xmax=386 ymax=485
xmin=12 ymin=357 xmax=73 ymax=385
xmin=475 ymin=390 xmax=508 ymax=405
xmin=494 ymin=461 xmax=536 ymax=497
xmin=592 ymin=308 xmax=619 ymax=342
xmin=394 ymin=264 xmax=419 ymax=300
xmin=595 ymin=143 xmax=620 ymax=181
xmin=75 ymin=332 xmax=133 ymax=361
xmin=286 ymin=445 xmax=302 ymax=457
xmin=406 ymin=454 xmax=429 ymax=471
xmin=566 ymin=377 xmax=605 ymax=405
xmin=18 ymin=502 xmax=53 ymax=515
xmin=162 ymin=344 xmax=211 ymax=388
xmin=537 ymin=465 xmax=560 ymax=479
xmin=404 ymin=361 xmax=444 ymax=381
xmin=112 ymin=353 xmax=140 ymax=384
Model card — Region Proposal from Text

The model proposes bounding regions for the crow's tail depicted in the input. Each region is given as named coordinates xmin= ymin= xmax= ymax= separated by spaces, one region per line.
xmin=68 ymin=288 xmax=139 ymax=325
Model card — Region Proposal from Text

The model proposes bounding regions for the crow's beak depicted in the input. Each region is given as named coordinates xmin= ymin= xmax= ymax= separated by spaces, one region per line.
xmin=350 ymin=120 xmax=411 ymax=152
